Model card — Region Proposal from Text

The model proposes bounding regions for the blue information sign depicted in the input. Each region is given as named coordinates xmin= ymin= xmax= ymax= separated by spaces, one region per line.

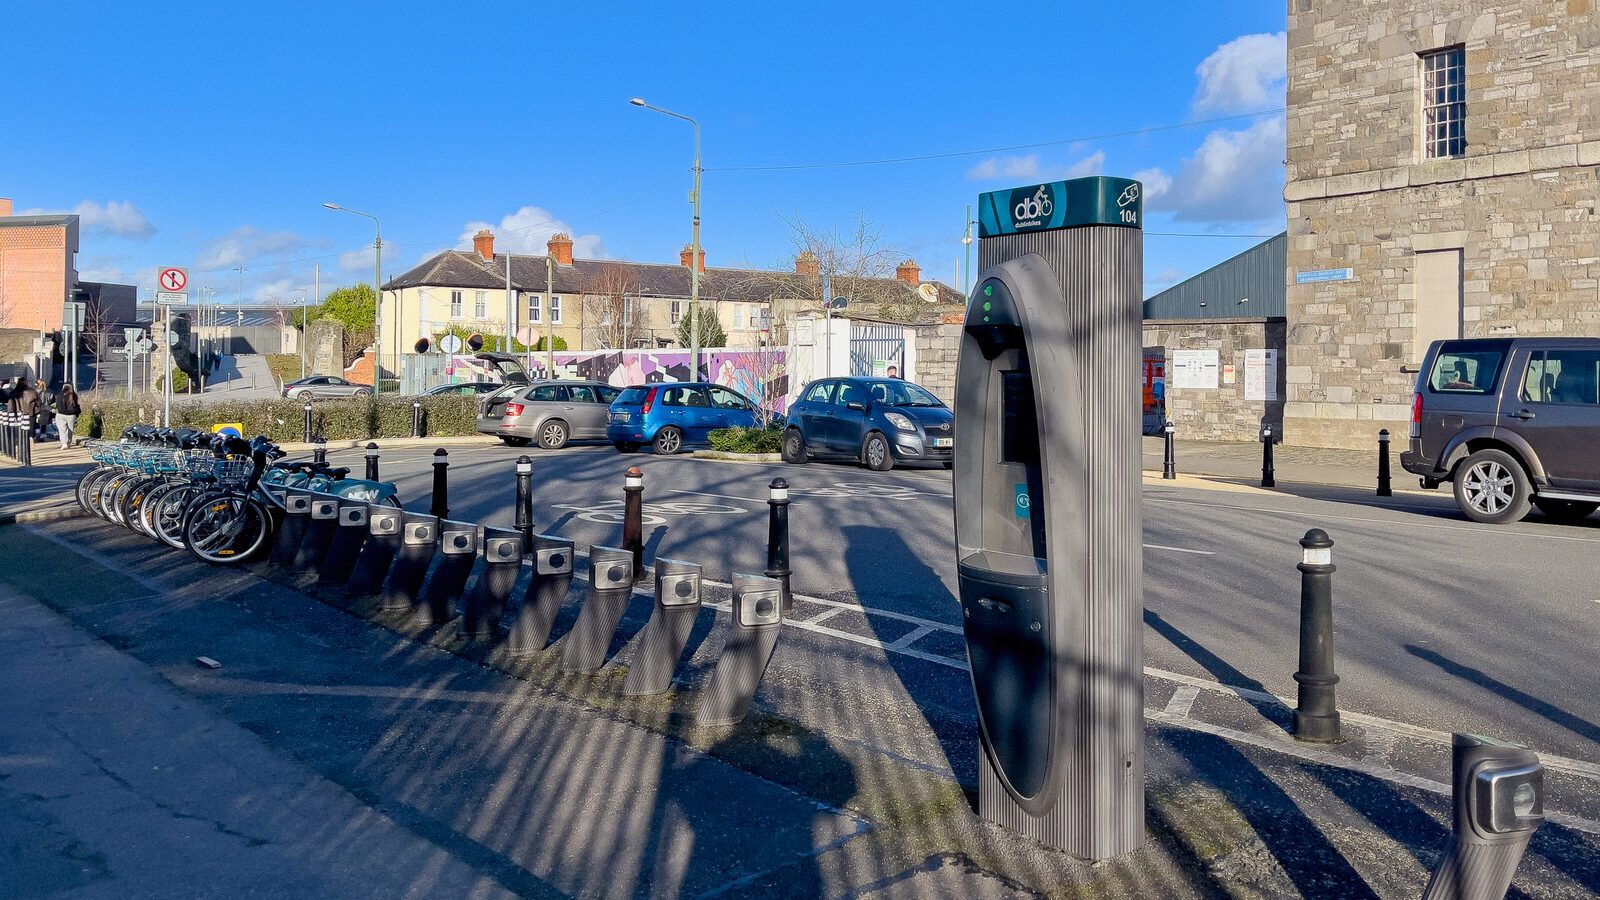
xmin=1295 ymin=268 xmax=1354 ymax=284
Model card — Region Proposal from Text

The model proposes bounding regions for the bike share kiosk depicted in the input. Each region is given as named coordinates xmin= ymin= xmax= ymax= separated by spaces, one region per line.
xmin=955 ymin=176 xmax=1145 ymax=859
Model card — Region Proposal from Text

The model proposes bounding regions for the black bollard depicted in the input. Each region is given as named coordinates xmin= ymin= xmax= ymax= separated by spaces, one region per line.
xmin=291 ymin=493 xmax=340 ymax=573
xmin=764 ymin=478 xmax=792 ymax=615
xmin=1421 ymin=734 xmax=1545 ymax=900
xmin=1162 ymin=418 xmax=1176 ymax=479
xmin=1376 ymin=429 xmax=1393 ymax=497
xmin=430 ymin=448 xmax=449 ymax=518
xmin=302 ymin=401 xmax=313 ymax=444
xmin=380 ymin=513 xmax=438 ymax=612
xmin=508 ymin=534 xmax=575 ymax=653
xmin=560 ymin=545 xmax=636 ymax=673
xmin=318 ymin=499 xmax=370 ymax=587
xmin=417 ymin=521 xmax=476 ymax=624
xmin=513 ymin=455 xmax=534 ymax=554
xmin=364 ymin=442 xmax=380 ymax=481
xmin=695 ymin=573 xmax=785 ymax=728
xmin=1292 ymin=528 xmax=1340 ymax=742
xmin=271 ymin=489 xmax=312 ymax=567
xmin=1260 ymin=425 xmax=1276 ymax=488
xmin=345 ymin=505 xmax=403 ymax=598
xmin=411 ymin=400 xmax=423 ymax=438
xmin=623 ymin=466 xmax=644 ymax=581
xmin=462 ymin=527 xmax=523 ymax=641
xmin=622 ymin=558 xmax=704 ymax=696
xmin=313 ymin=437 xmax=327 ymax=465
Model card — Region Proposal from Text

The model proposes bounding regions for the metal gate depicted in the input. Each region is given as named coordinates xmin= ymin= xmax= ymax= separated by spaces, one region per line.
xmin=849 ymin=322 xmax=905 ymax=377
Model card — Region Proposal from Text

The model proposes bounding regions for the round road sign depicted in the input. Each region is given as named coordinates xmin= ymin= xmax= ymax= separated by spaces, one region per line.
xmin=159 ymin=267 xmax=188 ymax=292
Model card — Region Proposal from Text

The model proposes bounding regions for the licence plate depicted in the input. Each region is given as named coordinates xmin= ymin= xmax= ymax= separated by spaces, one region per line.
xmin=612 ymin=412 xmax=632 ymax=423
xmin=931 ymin=437 xmax=953 ymax=448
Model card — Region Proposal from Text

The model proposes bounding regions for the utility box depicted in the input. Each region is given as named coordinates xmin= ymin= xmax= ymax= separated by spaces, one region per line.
xmin=955 ymin=176 xmax=1145 ymax=859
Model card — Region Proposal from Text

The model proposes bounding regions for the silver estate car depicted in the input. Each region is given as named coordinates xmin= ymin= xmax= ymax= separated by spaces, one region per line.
xmin=477 ymin=379 xmax=623 ymax=449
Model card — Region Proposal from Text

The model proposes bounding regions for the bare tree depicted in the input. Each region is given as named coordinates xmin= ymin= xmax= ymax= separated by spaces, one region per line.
xmin=723 ymin=211 xmax=915 ymax=326
xmin=583 ymin=263 xmax=636 ymax=349
xmin=80 ymin=299 xmax=113 ymax=389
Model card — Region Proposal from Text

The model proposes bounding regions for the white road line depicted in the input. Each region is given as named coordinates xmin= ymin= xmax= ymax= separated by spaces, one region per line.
xmin=668 ymin=489 xmax=769 ymax=504
xmin=1163 ymin=685 xmax=1201 ymax=717
xmin=1142 ymin=542 xmax=1215 ymax=556
xmin=887 ymin=623 xmax=937 ymax=651
xmin=1148 ymin=495 xmax=1600 ymax=544
xmin=801 ymin=607 xmax=847 ymax=626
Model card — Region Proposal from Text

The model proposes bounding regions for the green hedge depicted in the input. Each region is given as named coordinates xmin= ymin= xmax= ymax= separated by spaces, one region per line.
xmin=78 ymin=394 xmax=481 ymax=442
xmin=708 ymin=426 xmax=783 ymax=454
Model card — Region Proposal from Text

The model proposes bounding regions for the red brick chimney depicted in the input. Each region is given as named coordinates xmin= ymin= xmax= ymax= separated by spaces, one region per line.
xmin=0 ymin=198 xmax=12 ymax=218
xmin=679 ymin=244 xmax=706 ymax=272
xmin=794 ymin=250 xmax=820 ymax=279
xmin=895 ymin=259 xmax=921 ymax=286
xmin=547 ymin=233 xmax=574 ymax=266
xmin=473 ymin=229 xmax=494 ymax=260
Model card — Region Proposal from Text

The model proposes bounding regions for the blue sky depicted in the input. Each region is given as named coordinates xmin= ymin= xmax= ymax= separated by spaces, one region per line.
xmin=4 ymin=1 xmax=1287 ymax=304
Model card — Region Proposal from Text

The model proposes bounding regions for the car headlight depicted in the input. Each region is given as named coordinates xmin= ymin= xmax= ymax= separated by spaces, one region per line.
xmin=884 ymin=412 xmax=917 ymax=433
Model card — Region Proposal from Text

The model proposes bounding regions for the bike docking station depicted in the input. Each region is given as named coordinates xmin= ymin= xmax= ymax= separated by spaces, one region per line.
xmin=560 ymin=545 xmax=636 ymax=673
xmin=508 ymin=534 xmax=576 ymax=653
xmin=318 ymin=499 xmax=370 ymax=587
xmin=346 ymin=505 xmax=403 ymax=599
xmin=622 ymin=557 xmax=704 ymax=696
xmin=1422 ymin=734 xmax=1545 ymax=900
xmin=380 ymin=513 xmax=438 ymax=612
xmin=694 ymin=573 xmax=784 ymax=728
xmin=417 ymin=520 xmax=477 ymax=625
xmin=462 ymin=527 xmax=523 ymax=641
xmin=956 ymin=175 xmax=1145 ymax=859
xmin=270 ymin=489 xmax=313 ymax=568
xmin=291 ymin=494 xmax=340 ymax=575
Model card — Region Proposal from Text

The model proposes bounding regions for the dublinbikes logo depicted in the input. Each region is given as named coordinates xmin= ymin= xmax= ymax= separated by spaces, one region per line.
xmin=1011 ymin=184 xmax=1054 ymax=228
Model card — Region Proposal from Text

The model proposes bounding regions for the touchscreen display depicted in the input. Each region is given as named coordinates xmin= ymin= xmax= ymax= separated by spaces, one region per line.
xmin=1001 ymin=370 xmax=1038 ymax=464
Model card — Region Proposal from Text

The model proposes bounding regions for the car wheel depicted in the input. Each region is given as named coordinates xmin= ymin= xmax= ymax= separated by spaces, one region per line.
xmin=1453 ymin=448 xmax=1532 ymax=524
xmin=942 ymin=461 xmax=954 ymax=470
xmin=296 ymin=390 xmax=313 ymax=401
xmin=862 ymin=432 xmax=894 ymax=471
xmin=353 ymin=388 xmax=372 ymax=398
xmin=615 ymin=442 xmax=640 ymax=454
xmin=653 ymin=427 xmax=683 ymax=455
xmin=499 ymin=435 xmax=531 ymax=447
xmin=538 ymin=420 xmax=569 ymax=450
xmin=781 ymin=427 xmax=808 ymax=465
xmin=1533 ymin=498 xmax=1599 ymax=523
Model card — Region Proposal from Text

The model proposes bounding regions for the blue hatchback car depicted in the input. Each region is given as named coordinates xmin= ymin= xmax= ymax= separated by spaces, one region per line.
xmin=607 ymin=382 xmax=761 ymax=454
xmin=781 ymin=377 xmax=954 ymax=470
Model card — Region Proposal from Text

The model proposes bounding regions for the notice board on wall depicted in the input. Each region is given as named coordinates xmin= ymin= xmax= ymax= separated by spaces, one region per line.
xmin=1171 ymin=349 xmax=1219 ymax=390
xmin=1244 ymin=348 xmax=1279 ymax=401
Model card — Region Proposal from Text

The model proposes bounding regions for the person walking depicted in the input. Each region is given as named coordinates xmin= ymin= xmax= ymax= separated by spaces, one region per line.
xmin=16 ymin=377 xmax=42 ymax=442
xmin=56 ymin=383 xmax=81 ymax=449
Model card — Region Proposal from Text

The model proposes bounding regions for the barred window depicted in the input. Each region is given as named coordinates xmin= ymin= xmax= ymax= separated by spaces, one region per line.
xmin=1421 ymin=46 xmax=1466 ymax=160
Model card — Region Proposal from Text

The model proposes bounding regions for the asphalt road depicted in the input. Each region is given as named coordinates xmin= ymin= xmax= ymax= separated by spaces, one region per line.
xmin=324 ymin=440 xmax=1600 ymax=764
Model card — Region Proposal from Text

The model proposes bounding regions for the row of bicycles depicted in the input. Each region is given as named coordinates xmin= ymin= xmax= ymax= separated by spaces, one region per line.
xmin=76 ymin=426 xmax=401 ymax=566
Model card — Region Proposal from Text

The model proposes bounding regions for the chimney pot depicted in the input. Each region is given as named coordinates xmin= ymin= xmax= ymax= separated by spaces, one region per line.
xmin=895 ymin=259 xmax=921 ymax=286
xmin=547 ymin=233 xmax=575 ymax=266
xmin=794 ymin=250 xmax=820 ymax=279
xmin=473 ymin=229 xmax=495 ymax=261
xmin=679 ymin=244 xmax=706 ymax=272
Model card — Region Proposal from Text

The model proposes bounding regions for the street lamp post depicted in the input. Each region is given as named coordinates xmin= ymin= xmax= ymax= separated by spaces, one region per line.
xmin=322 ymin=203 xmax=383 ymax=393
xmin=292 ymin=288 xmax=309 ymax=379
xmin=961 ymin=205 xmax=979 ymax=296
xmin=630 ymin=97 xmax=703 ymax=379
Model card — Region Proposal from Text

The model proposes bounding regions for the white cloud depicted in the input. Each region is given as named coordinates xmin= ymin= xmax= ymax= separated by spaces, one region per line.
xmin=1150 ymin=267 xmax=1188 ymax=289
xmin=21 ymin=199 xmax=156 ymax=239
xmin=1056 ymin=150 xmax=1105 ymax=180
xmin=458 ymin=206 xmax=607 ymax=260
xmin=250 ymin=278 xmax=298 ymax=304
xmin=195 ymin=226 xmax=314 ymax=271
xmin=967 ymin=155 xmax=1040 ymax=180
xmin=1133 ymin=167 xmax=1173 ymax=201
xmin=338 ymin=246 xmax=378 ymax=275
xmin=1143 ymin=116 xmax=1286 ymax=225
xmin=1193 ymin=32 xmax=1287 ymax=113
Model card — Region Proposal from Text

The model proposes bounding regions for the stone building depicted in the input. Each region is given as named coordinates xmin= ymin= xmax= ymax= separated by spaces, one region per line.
xmin=1283 ymin=0 xmax=1600 ymax=448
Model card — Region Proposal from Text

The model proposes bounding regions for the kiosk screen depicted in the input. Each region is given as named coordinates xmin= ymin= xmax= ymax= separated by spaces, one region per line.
xmin=1001 ymin=371 xmax=1039 ymax=464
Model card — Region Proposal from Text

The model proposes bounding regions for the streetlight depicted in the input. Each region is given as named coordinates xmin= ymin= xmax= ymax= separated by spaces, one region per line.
xmin=291 ymin=288 xmax=309 ymax=378
xmin=322 ymin=202 xmax=383 ymax=393
xmin=630 ymin=97 xmax=704 ymax=378
xmin=961 ymin=205 xmax=979 ymax=296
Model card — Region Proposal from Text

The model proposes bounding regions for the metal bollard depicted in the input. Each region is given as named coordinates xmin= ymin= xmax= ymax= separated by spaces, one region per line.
xmin=560 ymin=545 xmax=636 ymax=673
xmin=411 ymin=400 xmax=423 ymax=438
xmin=318 ymin=499 xmax=370 ymax=587
xmin=508 ymin=534 xmax=575 ymax=652
xmin=694 ymin=573 xmax=785 ymax=728
xmin=345 ymin=505 xmax=403 ymax=598
xmin=313 ymin=437 xmax=327 ymax=465
xmin=302 ymin=401 xmax=313 ymax=443
xmin=430 ymin=448 xmax=449 ymax=518
xmin=18 ymin=421 xmax=31 ymax=467
xmin=513 ymin=455 xmax=534 ymax=554
xmin=417 ymin=521 xmax=477 ymax=624
xmin=764 ymin=478 xmax=792 ymax=615
xmin=1376 ymin=428 xmax=1393 ymax=497
xmin=623 ymin=466 xmax=644 ymax=581
xmin=1260 ymin=425 xmax=1276 ymax=488
xmin=462 ymin=527 xmax=523 ymax=641
xmin=291 ymin=493 xmax=340 ymax=573
xmin=622 ymin=558 xmax=704 ymax=696
xmin=271 ymin=489 xmax=313 ymax=567
xmin=380 ymin=513 xmax=438 ymax=612
xmin=1162 ymin=419 xmax=1176 ymax=480
xmin=1421 ymin=733 xmax=1545 ymax=900
xmin=364 ymin=442 xmax=380 ymax=481
xmin=1292 ymin=528 xmax=1340 ymax=742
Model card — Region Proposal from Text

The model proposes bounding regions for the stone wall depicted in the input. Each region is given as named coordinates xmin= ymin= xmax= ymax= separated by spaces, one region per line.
xmin=913 ymin=322 xmax=961 ymax=404
xmin=1142 ymin=318 xmax=1287 ymax=442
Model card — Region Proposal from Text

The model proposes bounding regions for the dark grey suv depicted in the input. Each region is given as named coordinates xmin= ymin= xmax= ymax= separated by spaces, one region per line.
xmin=1402 ymin=337 xmax=1600 ymax=524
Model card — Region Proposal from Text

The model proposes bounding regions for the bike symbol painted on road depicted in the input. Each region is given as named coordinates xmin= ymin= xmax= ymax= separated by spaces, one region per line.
xmin=551 ymin=498 xmax=747 ymax=526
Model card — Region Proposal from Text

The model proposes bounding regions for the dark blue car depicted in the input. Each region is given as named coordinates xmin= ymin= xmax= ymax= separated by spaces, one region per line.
xmin=781 ymin=377 xmax=953 ymax=470
xmin=607 ymin=382 xmax=761 ymax=454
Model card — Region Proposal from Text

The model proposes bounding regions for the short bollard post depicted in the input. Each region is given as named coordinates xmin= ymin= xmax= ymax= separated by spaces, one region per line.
xmin=1260 ymin=425 xmax=1276 ymax=488
xmin=513 ymin=455 xmax=534 ymax=554
xmin=345 ymin=505 xmax=403 ymax=598
xmin=622 ymin=466 xmax=645 ymax=581
xmin=622 ymin=558 xmax=704 ymax=696
xmin=292 ymin=493 xmax=340 ymax=573
xmin=380 ymin=513 xmax=438 ymax=612
xmin=417 ymin=521 xmax=476 ymax=624
xmin=318 ymin=499 xmax=370 ymax=587
xmin=1162 ymin=419 xmax=1177 ymax=480
xmin=764 ymin=478 xmax=792 ymax=615
xmin=560 ymin=545 xmax=636 ymax=673
xmin=271 ymin=489 xmax=313 ymax=567
xmin=19 ymin=420 xmax=31 ymax=467
xmin=302 ymin=401 xmax=313 ymax=444
xmin=1376 ymin=428 xmax=1393 ymax=497
xmin=364 ymin=442 xmax=380 ymax=481
xmin=411 ymin=400 xmax=423 ymax=438
xmin=509 ymin=534 xmax=575 ymax=652
xmin=463 ymin=527 xmax=523 ymax=641
xmin=1292 ymin=528 xmax=1340 ymax=742
xmin=1421 ymin=734 xmax=1545 ymax=900
xmin=695 ymin=573 xmax=785 ymax=728
xmin=313 ymin=437 xmax=327 ymax=465
xmin=430 ymin=448 xmax=449 ymax=518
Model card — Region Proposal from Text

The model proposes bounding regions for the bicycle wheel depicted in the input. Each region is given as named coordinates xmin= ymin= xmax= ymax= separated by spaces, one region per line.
xmin=84 ymin=468 xmax=121 ymax=520
xmin=156 ymin=485 xmax=216 ymax=550
xmin=98 ymin=472 xmax=136 ymax=523
xmin=183 ymin=494 xmax=274 ymax=565
xmin=137 ymin=480 xmax=185 ymax=543
xmin=119 ymin=477 xmax=163 ymax=535
xmin=76 ymin=466 xmax=112 ymax=514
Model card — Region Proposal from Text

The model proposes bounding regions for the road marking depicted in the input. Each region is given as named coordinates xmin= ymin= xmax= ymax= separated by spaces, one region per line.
xmin=886 ymin=623 xmax=938 ymax=651
xmin=1147 ymin=495 xmax=1600 ymax=544
xmin=1142 ymin=542 xmax=1214 ymax=556
xmin=1163 ymin=685 xmax=1201 ymax=717
xmin=669 ymin=489 xmax=768 ymax=504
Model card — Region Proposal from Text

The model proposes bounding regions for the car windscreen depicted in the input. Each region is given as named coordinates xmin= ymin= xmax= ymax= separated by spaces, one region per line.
xmin=616 ymin=386 xmax=651 ymax=406
xmin=1428 ymin=347 xmax=1507 ymax=394
xmin=867 ymin=380 xmax=944 ymax=407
